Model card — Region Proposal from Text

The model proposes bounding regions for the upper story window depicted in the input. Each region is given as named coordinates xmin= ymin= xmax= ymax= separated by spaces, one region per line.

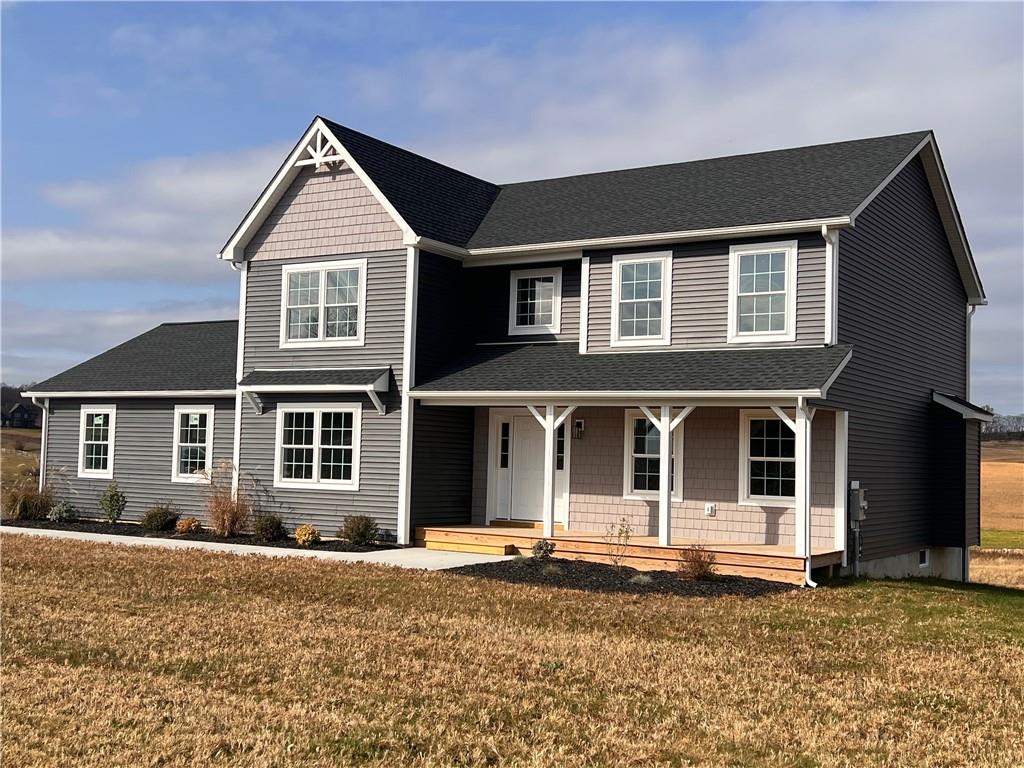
xmin=280 ymin=258 xmax=367 ymax=348
xmin=508 ymin=267 xmax=561 ymax=335
xmin=611 ymin=252 xmax=672 ymax=347
xmin=78 ymin=405 xmax=116 ymax=479
xmin=728 ymin=242 xmax=797 ymax=343
xmin=739 ymin=410 xmax=795 ymax=506
xmin=172 ymin=405 xmax=214 ymax=484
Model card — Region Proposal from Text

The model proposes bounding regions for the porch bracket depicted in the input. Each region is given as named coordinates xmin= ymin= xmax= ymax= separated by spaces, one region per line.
xmin=243 ymin=390 xmax=264 ymax=416
xmin=770 ymin=405 xmax=796 ymax=432
xmin=526 ymin=404 xmax=578 ymax=538
xmin=367 ymin=390 xmax=386 ymax=416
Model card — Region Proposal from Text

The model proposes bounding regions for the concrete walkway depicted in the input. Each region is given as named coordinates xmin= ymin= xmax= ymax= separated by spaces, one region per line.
xmin=0 ymin=526 xmax=512 ymax=571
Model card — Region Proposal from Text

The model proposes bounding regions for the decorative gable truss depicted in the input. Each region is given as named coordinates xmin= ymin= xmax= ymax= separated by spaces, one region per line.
xmin=218 ymin=118 xmax=413 ymax=262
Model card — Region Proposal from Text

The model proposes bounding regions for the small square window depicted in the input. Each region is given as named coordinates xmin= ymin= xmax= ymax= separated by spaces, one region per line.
xmin=508 ymin=268 xmax=561 ymax=335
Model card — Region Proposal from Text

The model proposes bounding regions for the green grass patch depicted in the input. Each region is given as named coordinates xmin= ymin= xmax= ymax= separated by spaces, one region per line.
xmin=981 ymin=528 xmax=1024 ymax=549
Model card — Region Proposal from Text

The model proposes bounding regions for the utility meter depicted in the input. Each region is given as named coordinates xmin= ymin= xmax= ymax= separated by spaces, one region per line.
xmin=849 ymin=481 xmax=868 ymax=526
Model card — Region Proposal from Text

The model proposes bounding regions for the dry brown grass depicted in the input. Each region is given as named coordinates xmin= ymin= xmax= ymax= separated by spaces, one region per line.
xmin=972 ymin=549 xmax=1024 ymax=590
xmin=2 ymin=535 xmax=1023 ymax=768
xmin=0 ymin=428 xmax=40 ymax=490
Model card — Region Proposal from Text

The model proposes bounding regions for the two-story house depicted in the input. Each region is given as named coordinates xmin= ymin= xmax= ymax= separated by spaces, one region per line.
xmin=25 ymin=117 xmax=991 ymax=585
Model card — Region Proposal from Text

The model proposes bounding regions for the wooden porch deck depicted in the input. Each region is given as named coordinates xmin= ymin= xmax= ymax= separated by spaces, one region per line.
xmin=415 ymin=524 xmax=842 ymax=585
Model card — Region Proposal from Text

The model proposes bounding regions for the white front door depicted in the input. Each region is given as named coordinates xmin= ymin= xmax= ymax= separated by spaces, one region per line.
xmin=511 ymin=415 xmax=546 ymax=520
xmin=488 ymin=411 xmax=569 ymax=524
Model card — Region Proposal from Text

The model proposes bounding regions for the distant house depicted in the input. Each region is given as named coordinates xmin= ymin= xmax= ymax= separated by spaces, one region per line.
xmin=3 ymin=402 xmax=40 ymax=429
xmin=25 ymin=117 xmax=991 ymax=584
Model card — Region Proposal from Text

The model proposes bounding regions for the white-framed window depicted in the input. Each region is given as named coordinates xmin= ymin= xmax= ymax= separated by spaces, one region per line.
xmin=273 ymin=404 xmax=361 ymax=490
xmin=78 ymin=405 xmax=116 ymax=479
xmin=508 ymin=267 xmax=561 ymax=335
xmin=622 ymin=410 xmax=682 ymax=500
xmin=727 ymin=241 xmax=798 ymax=343
xmin=611 ymin=252 xmax=672 ymax=347
xmin=171 ymin=405 xmax=215 ymax=483
xmin=279 ymin=258 xmax=367 ymax=348
xmin=739 ymin=410 xmax=796 ymax=506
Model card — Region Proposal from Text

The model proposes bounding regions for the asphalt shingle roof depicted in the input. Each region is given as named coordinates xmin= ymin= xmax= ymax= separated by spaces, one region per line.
xmin=413 ymin=343 xmax=853 ymax=394
xmin=29 ymin=321 xmax=238 ymax=393
xmin=239 ymin=368 xmax=389 ymax=388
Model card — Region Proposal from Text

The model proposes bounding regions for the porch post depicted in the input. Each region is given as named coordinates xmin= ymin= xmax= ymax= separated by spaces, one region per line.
xmin=793 ymin=403 xmax=814 ymax=559
xmin=658 ymin=405 xmax=672 ymax=547
xmin=542 ymin=404 xmax=556 ymax=539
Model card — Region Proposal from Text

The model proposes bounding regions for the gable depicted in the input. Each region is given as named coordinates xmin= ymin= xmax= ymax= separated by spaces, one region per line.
xmin=245 ymin=163 xmax=403 ymax=261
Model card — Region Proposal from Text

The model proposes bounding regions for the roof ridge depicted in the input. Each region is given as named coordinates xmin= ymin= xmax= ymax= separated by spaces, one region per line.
xmin=159 ymin=319 xmax=238 ymax=326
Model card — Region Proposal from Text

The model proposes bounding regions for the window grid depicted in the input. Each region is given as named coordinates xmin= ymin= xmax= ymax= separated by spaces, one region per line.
xmin=286 ymin=270 xmax=321 ymax=340
xmin=499 ymin=422 xmax=510 ymax=469
xmin=515 ymin=276 xmax=554 ymax=328
xmin=736 ymin=251 xmax=787 ymax=333
xmin=618 ymin=260 xmax=663 ymax=339
xmin=278 ymin=409 xmax=358 ymax=486
xmin=319 ymin=411 xmax=354 ymax=481
xmin=176 ymin=411 xmax=208 ymax=477
xmin=325 ymin=268 xmax=359 ymax=339
xmin=282 ymin=260 xmax=364 ymax=345
xmin=281 ymin=412 xmax=315 ymax=480
xmin=556 ymin=424 xmax=565 ymax=471
xmin=747 ymin=418 xmax=796 ymax=498
xmin=629 ymin=417 xmax=674 ymax=493
xmin=82 ymin=412 xmax=111 ymax=472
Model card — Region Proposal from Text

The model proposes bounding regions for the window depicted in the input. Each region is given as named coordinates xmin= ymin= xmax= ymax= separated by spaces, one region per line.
xmin=622 ymin=411 xmax=681 ymax=499
xmin=611 ymin=253 xmax=671 ymax=346
xmin=919 ymin=549 xmax=929 ymax=568
xmin=280 ymin=258 xmax=366 ymax=348
xmin=499 ymin=422 xmax=510 ymax=469
xmin=739 ymin=411 xmax=796 ymax=505
xmin=78 ymin=406 xmax=115 ymax=479
xmin=508 ymin=268 xmax=561 ymax=335
xmin=171 ymin=406 xmax=214 ymax=483
xmin=274 ymin=405 xmax=361 ymax=489
xmin=556 ymin=424 xmax=565 ymax=471
xmin=728 ymin=241 xmax=797 ymax=343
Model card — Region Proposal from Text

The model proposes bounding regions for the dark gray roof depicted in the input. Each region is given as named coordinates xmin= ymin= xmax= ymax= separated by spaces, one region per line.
xmin=29 ymin=321 xmax=238 ymax=393
xmin=239 ymin=368 xmax=389 ymax=388
xmin=414 ymin=343 xmax=853 ymax=393
xmin=933 ymin=391 xmax=994 ymax=420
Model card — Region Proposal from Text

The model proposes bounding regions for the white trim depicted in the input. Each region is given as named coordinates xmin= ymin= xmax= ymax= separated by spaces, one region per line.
xmin=463 ymin=217 xmax=852 ymax=259
xmin=272 ymin=403 xmax=362 ymax=491
xmin=170 ymin=405 xmax=216 ymax=484
xmin=235 ymin=262 xmax=248 ymax=382
xmin=727 ymin=241 xmax=798 ymax=344
xmin=462 ymin=250 xmax=582 ymax=268
xmin=834 ymin=410 xmax=849 ymax=567
xmin=279 ymin=257 xmax=367 ymax=349
xmin=77 ymin=405 xmax=116 ymax=480
xmin=737 ymin=409 xmax=796 ymax=509
xmin=25 ymin=390 xmax=236 ymax=399
xmin=413 ymin=389 xmax=818 ymax=402
xmin=507 ymin=267 xmax=562 ymax=336
xmin=231 ymin=389 xmax=243 ymax=496
xmin=610 ymin=252 xmax=673 ymax=348
xmin=579 ymin=255 xmax=590 ymax=354
xmin=966 ymin=305 xmax=975 ymax=401
xmin=622 ymin=409 xmax=683 ymax=502
xmin=819 ymin=349 xmax=853 ymax=398
xmin=240 ymin=380 xmax=387 ymax=395
xmin=38 ymin=398 xmax=49 ymax=492
xmin=932 ymin=391 xmax=994 ymax=422
xmin=822 ymin=226 xmax=838 ymax=345
xmin=850 ymin=135 xmax=932 ymax=223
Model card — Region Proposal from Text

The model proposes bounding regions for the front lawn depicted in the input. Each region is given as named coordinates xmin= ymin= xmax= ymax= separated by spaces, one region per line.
xmin=2 ymin=535 xmax=1023 ymax=767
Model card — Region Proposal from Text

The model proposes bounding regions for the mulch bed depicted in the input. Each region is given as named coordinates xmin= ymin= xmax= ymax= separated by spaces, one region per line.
xmin=0 ymin=518 xmax=396 ymax=553
xmin=449 ymin=557 xmax=796 ymax=597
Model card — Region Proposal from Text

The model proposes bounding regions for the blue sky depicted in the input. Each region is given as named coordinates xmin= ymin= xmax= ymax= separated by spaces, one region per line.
xmin=2 ymin=1 xmax=1022 ymax=412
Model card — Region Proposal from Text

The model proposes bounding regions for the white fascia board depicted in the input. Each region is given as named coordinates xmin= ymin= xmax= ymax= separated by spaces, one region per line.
xmin=218 ymin=117 xmax=414 ymax=262
xmin=932 ymin=392 xmax=994 ymax=422
xmin=238 ymin=384 xmax=385 ymax=394
xmin=818 ymin=349 xmax=854 ymax=398
xmin=23 ymin=390 xmax=237 ymax=398
xmin=412 ymin=389 xmax=819 ymax=403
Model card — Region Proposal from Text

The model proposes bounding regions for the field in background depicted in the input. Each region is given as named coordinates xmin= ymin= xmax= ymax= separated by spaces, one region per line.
xmin=981 ymin=441 xmax=1024 ymax=549
xmin=2 ymin=535 xmax=1022 ymax=768
xmin=0 ymin=427 xmax=40 ymax=489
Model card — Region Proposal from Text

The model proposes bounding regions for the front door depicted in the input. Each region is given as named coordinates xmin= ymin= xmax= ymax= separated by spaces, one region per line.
xmin=489 ymin=412 xmax=569 ymax=524
xmin=511 ymin=415 xmax=546 ymax=520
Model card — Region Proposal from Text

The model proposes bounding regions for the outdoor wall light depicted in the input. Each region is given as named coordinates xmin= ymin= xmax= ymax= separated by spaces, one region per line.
xmin=572 ymin=419 xmax=585 ymax=440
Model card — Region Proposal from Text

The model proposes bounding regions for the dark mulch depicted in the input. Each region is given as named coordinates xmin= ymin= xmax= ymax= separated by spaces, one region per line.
xmin=0 ymin=518 xmax=396 ymax=553
xmin=449 ymin=557 xmax=797 ymax=597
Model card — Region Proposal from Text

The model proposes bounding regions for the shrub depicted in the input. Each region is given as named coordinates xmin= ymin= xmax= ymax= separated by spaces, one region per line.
xmin=603 ymin=517 xmax=633 ymax=569
xmin=294 ymin=524 xmax=320 ymax=547
xmin=175 ymin=516 xmax=201 ymax=535
xmin=1 ymin=484 xmax=52 ymax=521
xmin=338 ymin=514 xmax=379 ymax=546
xmin=252 ymin=513 xmax=286 ymax=543
xmin=141 ymin=503 xmax=180 ymax=531
xmin=541 ymin=563 xmax=563 ymax=577
xmin=47 ymin=501 xmax=78 ymax=523
xmin=677 ymin=543 xmax=717 ymax=581
xmin=100 ymin=481 xmax=127 ymax=523
xmin=531 ymin=539 xmax=556 ymax=560
xmin=628 ymin=573 xmax=654 ymax=586
xmin=204 ymin=468 xmax=251 ymax=537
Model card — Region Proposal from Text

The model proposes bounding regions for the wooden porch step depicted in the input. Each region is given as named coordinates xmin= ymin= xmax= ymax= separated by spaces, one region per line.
xmin=423 ymin=540 xmax=517 ymax=556
xmin=488 ymin=520 xmax=565 ymax=532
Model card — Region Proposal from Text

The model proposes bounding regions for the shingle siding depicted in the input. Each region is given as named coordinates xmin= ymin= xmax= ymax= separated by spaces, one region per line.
xmin=45 ymin=398 xmax=235 ymax=520
xmin=828 ymin=156 xmax=968 ymax=561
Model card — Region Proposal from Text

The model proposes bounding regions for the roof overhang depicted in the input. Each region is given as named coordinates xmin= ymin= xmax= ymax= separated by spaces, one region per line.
xmin=412 ymin=389 xmax=823 ymax=408
xmin=22 ymin=390 xmax=236 ymax=399
xmin=932 ymin=391 xmax=994 ymax=422
xmin=217 ymin=117 xmax=413 ymax=262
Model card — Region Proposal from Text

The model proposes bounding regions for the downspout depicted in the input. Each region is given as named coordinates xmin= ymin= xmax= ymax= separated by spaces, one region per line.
xmin=30 ymin=396 xmax=48 ymax=492
xmin=963 ymin=304 xmax=977 ymax=582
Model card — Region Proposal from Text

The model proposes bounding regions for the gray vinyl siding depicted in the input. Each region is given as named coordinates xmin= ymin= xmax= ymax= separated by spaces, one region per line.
xmin=242 ymin=250 xmax=407 ymax=390
xmin=584 ymin=234 xmax=826 ymax=351
xmin=44 ymin=398 xmax=235 ymax=520
xmin=465 ymin=259 xmax=582 ymax=343
xmin=415 ymin=250 xmax=468 ymax=384
xmin=965 ymin=422 xmax=980 ymax=547
xmin=827 ymin=156 xmax=968 ymax=561
xmin=471 ymin=407 xmax=489 ymax=525
xmin=930 ymin=406 xmax=966 ymax=547
xmin=236 ymin=392 xmax=402 ymax=536
xmin=410 ymin=404 xmax=474 ymax=527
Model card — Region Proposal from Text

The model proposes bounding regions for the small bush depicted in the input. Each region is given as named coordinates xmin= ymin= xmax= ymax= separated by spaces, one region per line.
xmin=531 ymin=538 xmax=556 ymax=560
xmin=677 ymin=543 xmax=717 ymax=581
xmin=47 ymin=501 xmax=78 ymax=523
xmin=338 ymin=514 xmax=379 ymax=546
xmin=141 ymin=503 xmax=180 ymax=531
xmin=252 ymin=513 xmax=286 ymax=543
xmin=175 ymin=516 xmax=202 ymax=535
xmin=294 ymin=524 xmax=320 ymax=547
xmin=1 ymin=484 xmax=52 ymax=521
xmin=511 ymin=554 xmax=529 ymax=566
xmin=100 ymin=481 xmax=127 ymax=523
xmin=541 ymin=563 xmax=563 ymax=577
xmin=603 ymin=518 xmax=633 ymax=569
xmin=628 ymin=573 xmax=654 ymax=586
xmin=204 ymin=474 xmax=251 ymax=538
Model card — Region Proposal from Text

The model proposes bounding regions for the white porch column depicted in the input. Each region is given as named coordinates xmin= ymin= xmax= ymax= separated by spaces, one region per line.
xmin=658 ymin=406 xmax=672 ymax=547
xmin=793 ymin=403 xmax=814 ymax=559
xmin=542 ymin=404 xmax=556 ymax=538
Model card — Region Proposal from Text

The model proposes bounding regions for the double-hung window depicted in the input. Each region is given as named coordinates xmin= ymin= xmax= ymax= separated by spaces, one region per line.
xmin=611 ymin=252 xmax=671 ymax=346
xmin=274 ymin=404 xmax=361 ymax=490
xmin=78 ymin=406 xmax=115 ymax=479
xmin=728 ymin=242 xmax=797 ymax=343
xmin=622 ymin=411 xmax=681 ymax=499
xmin=280 ymin=258 xmax=367 ymax=348
xmin=508 ymin=267 xmax=561 ymax=335
xmin=740 ymin=411 xmax=796 ymax=505
xmin=171 ymin=405 xmax=215 ymax=483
